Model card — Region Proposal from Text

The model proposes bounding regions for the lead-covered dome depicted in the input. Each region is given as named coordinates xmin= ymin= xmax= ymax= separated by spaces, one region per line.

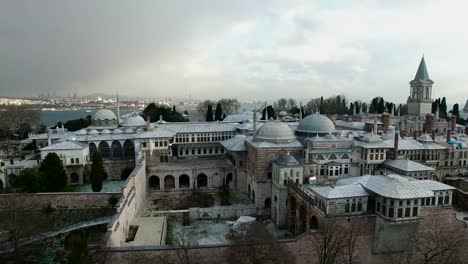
xmin=296 ymin=114 xmax=336 ymax=137
xmin=121 ymin=112 xmax=146 ymax=127
xmin=91 ymin=109 xmax=118 ymax=128
xmin=254 ymin=121 xmax=296 ymax=144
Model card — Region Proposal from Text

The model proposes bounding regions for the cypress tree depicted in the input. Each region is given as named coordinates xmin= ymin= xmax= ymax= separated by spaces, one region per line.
xmin=90 ymin=152 xmax=106 ymax=192
xmin=39 ymin=153 xmax=67 ymax=192
xmin=377 ymin=98 xmax=385 ymax=114
xmin=452 ymin=103 xmax=460 ymax=117
xmin=215 ymin=103 xmax=223 ymax=121
xmin=172 ymin=105 xmax=176 ymax=112
xmin=440 ymin=97 xmax=448 ymax=119
xmin=206 ymin=105 xmax=214 ymax=122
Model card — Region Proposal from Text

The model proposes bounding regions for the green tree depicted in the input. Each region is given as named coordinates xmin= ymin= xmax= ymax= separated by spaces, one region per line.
xmin=261 ymin=105 xmax=276 ymax=120
xmin=13 ymin=168 xmax=42 ymax=193
xmin=452 ymin=103 xmax=460 ymax=117
xmin=215 ymin=103 xmax=223 ymax=121
xmin=141 ymin=103 xmax=187 ymax=122
xmin=206 ymin=105 xmax=214 ymax=122
xmin=377 ymin=98 xmax=385 ymax=113
xmin=90 ymin=152 xmax=106 ymax=192
xmin=440 ymin=97 xmax=448 ymax=119
xmin=39 ymin=153 xmax=67 ymax=192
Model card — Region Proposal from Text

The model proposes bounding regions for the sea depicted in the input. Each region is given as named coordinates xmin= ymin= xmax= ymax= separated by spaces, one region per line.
xmin=41 ymin=109 xmax=134 ymax=126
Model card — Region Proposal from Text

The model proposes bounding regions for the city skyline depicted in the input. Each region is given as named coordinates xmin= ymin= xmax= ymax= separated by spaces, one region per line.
xmin=1 ymin=0 xmax=468 ymax=104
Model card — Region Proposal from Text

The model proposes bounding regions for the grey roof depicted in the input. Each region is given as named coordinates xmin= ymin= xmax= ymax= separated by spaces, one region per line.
xmin=93 ymin=109 xmax=117 ymax=120
xmin=157 ymin=123 xmax=237 ymax=133
xmin=221 ymin=135 xmax=247 ymax=151
xmin=254 ymin=121 xmax=296 ymax=144
xmin=135 ymin=128 xmax=176 ymax=139
xmin=383 ymin=138 xmax=446 ymax=151
xmin=296 ymin=114 xmax=336 ymax=134
xmin=384 ymin=160 xmax=435 ymax=172
xmin=411 ymin=180 xmax=456 ymax=192
xmin=337 ymin=175 xmax=434 ymax=199
xmin=275 ymin=153 xmax=299 ymax=166
xmin=414 ymin=56 xmax=431 ymax=81
xmin=41 ymin=140 xmax=87 ymax=151
xmin=310 ymin=185 xmax=369 ymax=199
xmin=246 ymin=136 xmax=303 ymax=149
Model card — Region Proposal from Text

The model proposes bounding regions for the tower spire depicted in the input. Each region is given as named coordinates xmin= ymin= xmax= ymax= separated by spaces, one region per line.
xmin=414 ymin=56 xmax=431 ymax=81
xmin=116 ymin=89 xmax=120 ymax=126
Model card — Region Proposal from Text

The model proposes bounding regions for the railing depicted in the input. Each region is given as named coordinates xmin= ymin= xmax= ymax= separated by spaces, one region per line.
xmin=287 ymin=179 xmax=316 ymax=206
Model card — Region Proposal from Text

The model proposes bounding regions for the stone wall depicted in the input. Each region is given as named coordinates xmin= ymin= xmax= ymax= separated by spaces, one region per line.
xmin=103 ymin=159 xmax=135 ymax=181
xmin=107 ymin=158 xmax=147 ymax=247
xmin=188 ymin=204 xmax=256 ymax=220
xmin=0 ymin=192 xmax=121 ymax=211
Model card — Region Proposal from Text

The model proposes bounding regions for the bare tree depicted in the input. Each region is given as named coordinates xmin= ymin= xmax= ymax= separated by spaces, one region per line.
xmin=0 ymin=105 xmax=42 ymax=139
xmin=226 ymin=221 xmax=295 ymax=264
xmin=218 ymin=98 xmax=240 ymax=115
xmin=196 ymin=100 xmax=215 ymax=114
xmin=276 ymin=98 xmax=287 ymax=111
xmin=174 ymin=230 xmax=198 ymax=264
xmin=287 ymin=98 xmax=297 ymax=111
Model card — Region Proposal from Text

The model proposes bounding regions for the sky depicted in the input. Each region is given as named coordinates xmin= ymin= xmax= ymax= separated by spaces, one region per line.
xmin=1 ymin=0 xmax=468 ymax=105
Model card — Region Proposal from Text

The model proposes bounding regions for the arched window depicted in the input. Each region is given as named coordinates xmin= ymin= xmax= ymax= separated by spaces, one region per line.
xmin=111 ymin=141 xmax=123 ymax=158
xmin=226 ymin=173 xmax=233 ymax=186
xmin=123 ymin=140 xmax=135 ymax=157
xmin=179 ymin=174 xmax=190 ymax=188
xmin=310 ymin=215 xmax=319 ymax=229
xmin=164 ymin=175 xmax=175 ymax=190
xmin=329 ymin=154 xmax=337 ymax=160
xmin=98 ymin=141 xmax=110 ymax=158
xmin=89 ymin=143 xmax=97 ymax=158
xmin=149 ymin=175 xmax=160 ymax=190
xmin=317 ymin=155 xmax=324 ymax=160
xmin=264 ymin=198 xmax=271 ymax=209
xmin=341 ymin=154 xmax=350 ymax=159
xmin=197 ymin=174 xmax=208 ymax=188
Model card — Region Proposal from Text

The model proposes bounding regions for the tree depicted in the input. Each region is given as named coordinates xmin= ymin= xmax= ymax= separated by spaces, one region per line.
xmin=261 ymin=106 xmax=276 ymax=120
xmin=196 ymin=100 xmax=216 ymax=114
xmin=141 ymin=103 xmax=187 ymax=122
xmin=12 ymin=168 xmax=42 ymax=193
xmin=54 ymin=115 xmax=92 ymax=132
xmin=287 ymin=98 xmax=297 ymax=111
xmin=214 ymin=103 xmax=223 ymax=121
xmin=206 ymin=105 xmax=214 ymax=122
xmin=452 ymin=103 xmax=460 ymax=117
xmin=90 ymin=152 xmax=106 ymax=192
xmin=219 ymin=98 xmax=240 ymax=115
xmin=226 ymin=222 xmax=295 ymax=264
xmin=173 ymin=105 xmax=177 ymax=113
xmin=276 ymin=98 xmax=287 ymax=110
xmin=377 ymin=98 xmax=385 ymax=113
xmin=174 ymin=230 xmax=198 ymax=264
xmin=39 ymin=153 xmax=67 ymax=192
xmin=440 ymin=97 xmax=448 ymax=119
xmin=0 ymin=105 xmax=42 ymax=140
xmin=64 ymin=229 xmax=89 ymax=264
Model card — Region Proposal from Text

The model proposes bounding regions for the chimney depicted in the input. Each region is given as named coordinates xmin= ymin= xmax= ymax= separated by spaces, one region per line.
xmin=451 ymin=115 xmax=457 ymax=132
xmin=431 ymin=129 xmax=436 ymax=142
xmin=446 ymin=129 xmax=451 ymax=143
xmin=146 ymin=116 xmax=151 ymax=130
xmin=253 ymin=108 xmax=257 ymax=134
xmin=393 ymin=125 xmax=399 ymax=160
xmin=425 ymin=113 xmax=434 ymax=134
xmin=465 ymin=125 xmax=468 ymax=136
xmin=299 ymin=102 xmax=303 ymax=120
xmin=47 ymin=132 xmax=52 ymax=146
xmin=264 ymin=102 xmax=268 ymax=122
xmin=381 ymin=112 xmax=390 ymax=133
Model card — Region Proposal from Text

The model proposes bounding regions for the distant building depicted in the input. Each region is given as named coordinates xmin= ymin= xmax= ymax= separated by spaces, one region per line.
xmin=407 ymin=56 xmax=434 ymax=116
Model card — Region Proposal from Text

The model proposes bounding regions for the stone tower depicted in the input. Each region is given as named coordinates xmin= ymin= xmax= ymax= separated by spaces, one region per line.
xmin=407 ymin=56 xmax=434 ymax=116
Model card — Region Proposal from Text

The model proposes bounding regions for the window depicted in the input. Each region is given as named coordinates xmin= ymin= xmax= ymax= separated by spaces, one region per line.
xmin=438 ymin=196 xmax=443 ymax=205
xmin=345 ymin=203 xmax=350 ymax=213
xmin=412 ymin=207 xmax=418 ymax=217
xmin=357 ymin=201 xmax=362 ymax=211
xmin=75 ymin=158 xmax=79 ymax=163
xmin=388 ymin=207 xmax=394 ymax=218
xmin=142 ymin=142 xmax=147 ymax=148
xmin=397 ymin=208 xmax=403 ymax=218
xmin=351 ymin=202 xmax=356 ymax=212
xmin=444 ymin=195 xmax=450 ymax=204
xmin=405 ymin=208 xmax=410 ymax=217
xmin=431 ymin=197 xmax=435 ymax=205
xmin=71 ymin=158 xmax=74 ymax=164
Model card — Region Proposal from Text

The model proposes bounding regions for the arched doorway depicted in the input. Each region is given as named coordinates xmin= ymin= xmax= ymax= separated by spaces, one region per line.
xmin=123 ymin=140 xmax=135 ymax=157
xmin=71 ymin=173 xmax=79 ymax=184
xmin=289 ymin=196 xmax=297 ymax=232
xmin=164 ymin=175 xmax=175 ymax=190
xmin=7 ymin=174 xmax=17 ymax=186
xmin=179 ymin=174 xmax=190 ymax=188
xmin=98 ymin=141 xmax=110 ymax=158
xmin=89 ymin=143 xmax=97 ymax=158
xmin=149 ymin=175 xmax=160 ymax=190
xmin=226 ymin=173 xmax=233 ymax=187
xmin=121 ymin=167 xmax=133 ymax=180
xmin=111 ymin=141 xmax=123 ymax=159
xmin=298 ymin=205 xmax=307 ymax=234
xmin=197 ymin=174 xmax=208 ymax=188
xmin=310 ymin=215 xmax=319 ymax=229
xmin=264 ymin=198 xmax=271 ymax=209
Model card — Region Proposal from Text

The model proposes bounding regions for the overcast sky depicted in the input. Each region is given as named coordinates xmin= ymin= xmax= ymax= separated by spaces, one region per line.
xmin=1 ymin=0 xmax=467 ymax=105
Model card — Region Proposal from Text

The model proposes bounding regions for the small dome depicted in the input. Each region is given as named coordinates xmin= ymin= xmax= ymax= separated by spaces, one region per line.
xmin=136 ymin=128 xmax=144 ymax=132
xmin=76 ymin=129 xmax=87 ymax=135
xmin=101 ymin=129 xmax=111 ymax=134
xmin=121 ymin=113 xmax=146 ymax=127
xmin=254 ymin=121 xmax=296 ymax=144
xmin=124 ymin=128 xmax=134 ymax=134
xmin=93 ymin=109 xmax=117 ymax=120
xmin=296 ymin=114 xmax=336 ymax=136
xmin=276 ymin=153 xmax=299 ymax=166
xmin=112 ymin=129 xmax=123 ymax=134
xmin=278 ymin=111 xmax=288 ymax=117
xmin=89 ymin=129 xmax=99 ymax=135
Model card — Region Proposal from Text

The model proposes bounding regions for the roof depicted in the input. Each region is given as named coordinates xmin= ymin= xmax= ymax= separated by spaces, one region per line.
xmin=384 ymin=160 xmax=435 ymax=172
xmin=337 ymin=175 xmax=434 ymax=199
xmin=296 ymin=114 xmax=336 ymax=134
xmin=411 ymin=180 xmax=456 ymax=192
xmin=246 ymin=136 xmax=303 ymax=149
xmin=135 ymin=127 xmax=176 ymax=139
xmin=383 ymin=138 xmax=446 ymax=150
xmin=254 ymin=121 xmax=296 ymax=144
xmin=413 ymin=56 xmax=431 ymax=82
xmin=157 ymin=122 xmax=237 ymax=133
xmin=310 ymin=185 xmax=369 ymax=199
xmin=221 ymin=135 xmax=247 ymax=151
xmin=275 ymin=153 xmax=300 ymax=166
xmin=41 ymin=140 xmax=87 ymax=151
xmin=93 ymin=109 xmax=117 ymax=120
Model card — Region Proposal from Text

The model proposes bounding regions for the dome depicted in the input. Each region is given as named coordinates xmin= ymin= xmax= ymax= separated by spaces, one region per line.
xmin=296 ymin=114 xmax=336 ymax=136
xmin=276 ymin=153 xmax=299 ymax=166
xmin=124 ymin=128 xmax=134 ymax=134
xmin=136 ymin=128 xmax=144 ymax=133
xmin=254 ymin=121 xmax=296 ymax=144
xmin=88 ymin=129 xmax=99 ymax=135
xmin=112 ymin=129 xmax=123 ymax=134
xmin=278 ymin=111 xmax=288 ymax=117
xmin=101 ymin=129 xmax=111 ymax=134
xmin=93 ymin=109 xmax=117 ymax=120
xmin=76 ymin=129 xmax=87 ymax=135
xmin=121 ymin=113 xmax=146 ymax=127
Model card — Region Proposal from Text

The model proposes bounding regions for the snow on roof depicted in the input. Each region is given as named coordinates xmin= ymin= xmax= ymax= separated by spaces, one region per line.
xmin=41 ymin=140 xmax=87 ymax=151
xmin=384 ymin=160 xmax=435 ymax=172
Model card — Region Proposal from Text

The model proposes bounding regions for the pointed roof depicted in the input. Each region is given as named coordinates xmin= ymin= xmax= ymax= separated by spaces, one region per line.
xmin=413 ymin=56 xmax=432 ymax=82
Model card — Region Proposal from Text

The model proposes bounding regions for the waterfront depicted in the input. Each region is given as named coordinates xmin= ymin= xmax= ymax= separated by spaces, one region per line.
xmin=41 ymin=109 xmax=135 ymax=126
